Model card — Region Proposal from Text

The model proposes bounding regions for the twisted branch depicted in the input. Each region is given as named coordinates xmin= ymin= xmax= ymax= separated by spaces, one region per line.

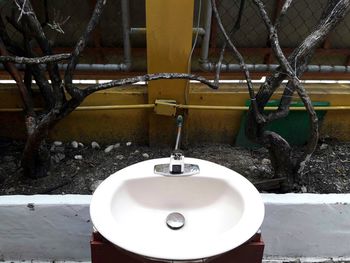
xmin=0 ymin=53 xmax=71 ymax=64
xmin=211 ymin=0 xmax=266 ymax=124
xmin=64 ymin=0 xmax=107 ymax=100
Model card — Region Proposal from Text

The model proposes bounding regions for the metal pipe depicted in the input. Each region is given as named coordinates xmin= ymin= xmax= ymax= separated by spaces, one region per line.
xmin=199 ymin=0 xmax=212 ymax=66
xmin=0 ymin=64 xmax=131 ymax=71
xmin=199 ymin=63 xmax=350 ymax=73
xmin=174 ymin=115 xmax=183 ymax=151
xmin=0 ymin=104 xmax=155 ymax=112
xmin=121 ymin=0 xmax=132 ymax=70
xmin=58 ymin=64 xmax=129 ymax=71
xmin=178 ymin=105 xmax=340 ymax=111
xmin=1 ymin=104 xmax=350 ymax=112
xmin=2 ymin=62 xmax=350 ymax=73
xmin=130 ymin=27 xmax=206 ymax=36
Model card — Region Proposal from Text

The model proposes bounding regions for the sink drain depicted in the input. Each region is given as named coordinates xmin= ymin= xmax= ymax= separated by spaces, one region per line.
xmin=166 ymin=212 xmax=185 ymax=230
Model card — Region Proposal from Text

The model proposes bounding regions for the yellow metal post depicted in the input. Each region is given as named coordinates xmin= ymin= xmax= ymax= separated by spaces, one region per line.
xmin=146 ymin=0 xmax=194 ymax=146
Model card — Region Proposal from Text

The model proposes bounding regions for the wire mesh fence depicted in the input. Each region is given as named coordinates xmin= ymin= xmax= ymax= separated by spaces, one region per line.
xmin=0 ymin=0 xmax=349 ymax=70
xmin=0 ymin=0 xmax=127 ymax=64
xmin=213 ymin=0 xmax=350 ymax=66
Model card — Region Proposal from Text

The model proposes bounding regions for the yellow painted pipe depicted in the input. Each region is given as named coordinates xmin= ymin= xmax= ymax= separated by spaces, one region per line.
xmin=75 ymin=104 xmax=155 ymax=111
xmin=178 ymin=105 xmax=339 ymax=111
xmin=1 ymin=105 xmax=350 ymax=112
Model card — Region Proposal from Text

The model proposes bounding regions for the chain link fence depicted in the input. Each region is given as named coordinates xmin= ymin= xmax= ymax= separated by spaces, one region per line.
xmin=0 ymin=0 xmax=349 ymax=70
xmin=214 ymin=0 xmax=350 ymax=66
xmin=0 ymin=0 xmax=127 ymax=64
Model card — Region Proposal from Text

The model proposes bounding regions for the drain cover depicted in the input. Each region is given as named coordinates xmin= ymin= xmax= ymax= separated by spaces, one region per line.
xmin=166 ymin=212 xmax=185 ymax=230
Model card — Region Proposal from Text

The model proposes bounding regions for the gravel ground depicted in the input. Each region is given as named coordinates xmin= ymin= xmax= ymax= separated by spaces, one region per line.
xmin=0 ymin=137 xmax=349 ymax=195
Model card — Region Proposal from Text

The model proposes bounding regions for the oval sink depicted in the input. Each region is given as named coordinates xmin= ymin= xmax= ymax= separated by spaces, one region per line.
xmin=90 ymin=158 xmax=264 ymax=261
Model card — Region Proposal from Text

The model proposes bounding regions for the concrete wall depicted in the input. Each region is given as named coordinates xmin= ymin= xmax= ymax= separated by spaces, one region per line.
xmin=1 ymin=194 xmax=350 ymax=261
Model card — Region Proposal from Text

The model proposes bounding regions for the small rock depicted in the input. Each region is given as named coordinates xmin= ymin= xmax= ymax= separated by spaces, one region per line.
xmin=104 ymin=145 xmax=114 ymax=153
xmin=114 ymin=143 xmax=121 ymax=148
xmin=71 ymin=141 xmax=79 ymax=149
xmin=126 ymin=141 xmax=132 ymax=146
xmin=78 ymin=142 xmax=84 ymax=148
xmin=116 ymin=155 xmax=124 ymax=160
xmin=90 ymin=180 xmax=104 ymax=192
xmin=74 ymin=155 xmax=83 ymax=160
xmin=258 ymin=166 xmax=271 ymax=174
xmin=50 ymin=145 xmax=56 ymax=152
xmin=142 ymin=153 xmax=149 ymax=159
xmin=53 ymin=141 xmax=62 ymax=146
xmin=53 ymin=153 xmax=65 ymax=163
xmin=131 ymin=150 xmax=140 ymax=155
xmin=91 ymin=141 xmax=100 ymax=149
xmin=27 ymin=203 xmax=35 ymax=211
xmin=54 ymin=146 xmax=65 ymax=153
xmin=248 ymin=166 xmax=256 ymax=172
xmin=320 ymin=143 xmax=328 ymax=150
xmin=57 ymin=153 xmax=65 ymax=160
xmin=301 ymin=185 xmax=308 ymax=193
xmin=261 ymin=158 xmax=271 ymax=165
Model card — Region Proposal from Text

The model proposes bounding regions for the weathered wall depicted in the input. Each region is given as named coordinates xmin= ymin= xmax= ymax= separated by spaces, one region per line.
xmin=1 ymin=194 xmax=350 ymax=261
xmin=1 ymin=83 xmax=350 ymax=144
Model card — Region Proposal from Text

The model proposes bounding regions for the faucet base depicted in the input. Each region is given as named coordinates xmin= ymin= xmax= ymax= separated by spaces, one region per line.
xmin=154 ymin=163 xmax=200 ymax=177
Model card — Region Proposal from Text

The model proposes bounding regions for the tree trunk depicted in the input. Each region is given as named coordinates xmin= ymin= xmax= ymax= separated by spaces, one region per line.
xmin=21 ymin=117 xmax=51 ymax=178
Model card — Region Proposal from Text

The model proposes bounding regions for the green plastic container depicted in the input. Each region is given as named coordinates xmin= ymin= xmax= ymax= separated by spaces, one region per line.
xmin=235 ymin=100 xmax=330 ymax=148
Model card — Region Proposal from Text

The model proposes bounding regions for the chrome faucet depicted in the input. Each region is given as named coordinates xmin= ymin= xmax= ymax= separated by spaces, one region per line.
xmin=154 ymin=115 xmax=200 ymax=176
xmin=169 ymin=115 xmax=185 ymax=174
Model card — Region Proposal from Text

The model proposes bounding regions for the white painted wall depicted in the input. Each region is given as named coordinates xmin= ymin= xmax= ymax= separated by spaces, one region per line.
xmin=0 ymin=194 xmax=350 ymax=261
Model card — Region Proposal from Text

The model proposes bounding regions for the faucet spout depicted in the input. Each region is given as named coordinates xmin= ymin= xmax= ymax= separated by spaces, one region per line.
xmin=153 ymin=115 xmax=200 ymax=176
xmin=174 ymin=115 xmax=183 ymax=151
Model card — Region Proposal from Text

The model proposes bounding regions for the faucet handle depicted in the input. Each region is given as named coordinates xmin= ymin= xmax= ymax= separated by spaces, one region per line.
xmin=169 ymin=151 xmax=185 ymax=174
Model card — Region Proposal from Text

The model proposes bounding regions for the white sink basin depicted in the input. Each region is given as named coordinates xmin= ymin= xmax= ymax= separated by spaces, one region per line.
xmin=90 ymin=158 xmax=264 ymax=261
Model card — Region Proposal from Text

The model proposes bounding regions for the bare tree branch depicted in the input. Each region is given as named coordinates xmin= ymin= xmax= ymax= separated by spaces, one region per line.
xmin=215 ymin=0 xmax=245 ymax=78
xmin=274 ymin=0 xmax=293 ymax=29
xmin=84 ymin=73 xmax=217 ymax=97
xmin=253 ymin=0 xmax=319 ymax=174
xmin=211 ymin=0 xmax=266 ymax=124
xmin=0 ymin=37 xmax=35 ymax=117
xmin=0 ymin=53 xmax=71 ymax=64
xmin=15 ymin=0 xmax=65 ymax=108
xmin=64 ymin=0 xmax=107 ymax=100
xmin=13 ymin=0 xmax=33 ymax=22
xmin=254 ymin=0 xmax=350 ymax=114
xmin=215 ymin=0 xmax=246 ymax=86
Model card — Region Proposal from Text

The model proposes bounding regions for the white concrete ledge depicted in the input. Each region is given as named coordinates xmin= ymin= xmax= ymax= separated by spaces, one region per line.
xmin=0 ymin=195 xmax=92 ymax=261
xmin=262 ymin=194 xmax=350 ymax=257
xmin=0 ymin=194 xmax=350 ymax=261
xmin=3 ymin=260 xmax=350 ymax=263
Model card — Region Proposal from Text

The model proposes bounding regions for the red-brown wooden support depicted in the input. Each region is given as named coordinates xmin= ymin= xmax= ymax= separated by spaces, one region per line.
xmin=91 ymin=231 xmax=264 ymax=263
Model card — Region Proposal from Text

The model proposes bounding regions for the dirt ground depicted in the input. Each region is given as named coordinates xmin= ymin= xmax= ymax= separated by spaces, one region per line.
xmin=0 ymin=137 xmax=349 ymax=195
